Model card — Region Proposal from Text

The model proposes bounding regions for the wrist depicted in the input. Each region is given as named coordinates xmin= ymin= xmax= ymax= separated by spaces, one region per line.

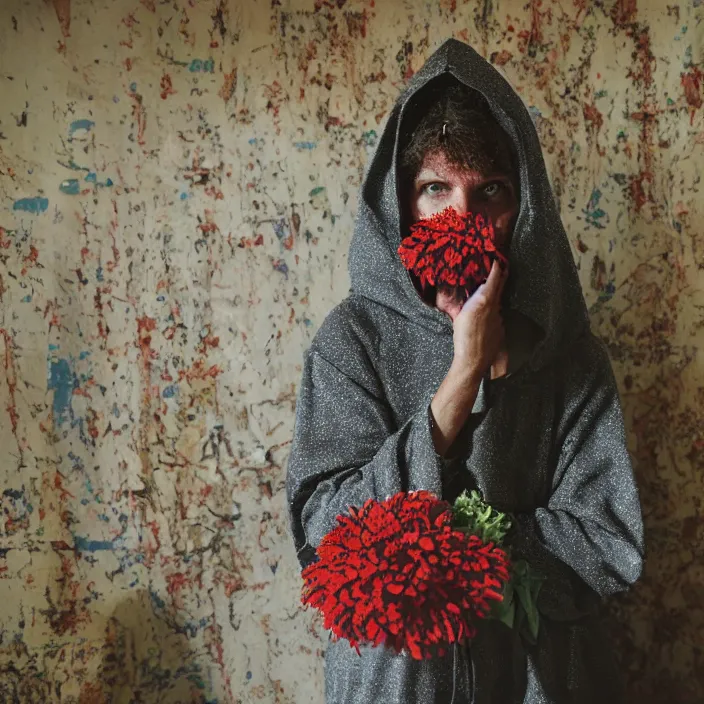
xmin=449 ymin=357 xmax=485 ymax=387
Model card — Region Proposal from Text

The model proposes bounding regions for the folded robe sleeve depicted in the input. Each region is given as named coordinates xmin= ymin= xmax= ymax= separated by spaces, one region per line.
xmin=509 ymin=335 xmax=645 ymax=619
xmin=286 ymin=345 xmax=446 ymax=569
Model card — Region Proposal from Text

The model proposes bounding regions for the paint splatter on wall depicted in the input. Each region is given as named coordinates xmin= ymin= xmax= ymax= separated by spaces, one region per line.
xmin=0 ymin=0 xmax=702 ymax=701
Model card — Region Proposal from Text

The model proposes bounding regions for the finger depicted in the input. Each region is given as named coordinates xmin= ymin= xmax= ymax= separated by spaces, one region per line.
xmin=498 ymin=263 xmax=509 ymax=293
xmin=482 ymin=261 xmax=503 ymax=302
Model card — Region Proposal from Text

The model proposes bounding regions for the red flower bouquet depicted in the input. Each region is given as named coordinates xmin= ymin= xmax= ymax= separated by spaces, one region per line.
xmin=397 ymin=207 xmax=507 ymax=294
xmin=300 ymin=490 xmax=511 ymax=660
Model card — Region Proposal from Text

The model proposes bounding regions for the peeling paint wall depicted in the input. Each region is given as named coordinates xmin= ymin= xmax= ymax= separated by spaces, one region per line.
xmin=0 ymin=0 xmax=702 ymax=702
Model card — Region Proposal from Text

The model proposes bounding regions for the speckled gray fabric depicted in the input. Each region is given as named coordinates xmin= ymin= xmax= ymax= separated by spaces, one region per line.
xmin=286 ymin=38 xmax=644 ymax=704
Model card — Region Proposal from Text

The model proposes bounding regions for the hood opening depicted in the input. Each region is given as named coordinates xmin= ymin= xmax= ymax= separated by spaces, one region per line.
xmin=348 ymin=39 xmax=589 ymax=369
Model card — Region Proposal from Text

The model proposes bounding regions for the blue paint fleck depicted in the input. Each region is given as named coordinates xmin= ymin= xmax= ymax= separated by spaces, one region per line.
xmin=48 ymin=358 xmax=76 ymax=426
xmin=294 ymin=141 xmax=317 ymax=150
xmin=85 ymin=172 xmax=97 ymax=183
xmin=189 ymin=58 xmax=214 ymax=73
xmin=583 ymin=189 xmax=607 ymax=229
xmin=598 ymin=280 xmax=616 ymax=301
xmin=273 ymin=260 xmax=289 ymax=278
xmin=528 ymin=105 xmax=542 ymax=121
xmin=13 ymin=197 xmax=48 ymax=214
xmin=361 ymin=130 xmax=377 ymax=147
xmin=22 ymin=295 xmax=31 ymax=303
xmin=60 ymin=179 xmax=81 ymax=195
xmin=163 ymin=385 xmax=177 ymax=398
xmin=74 ymin=536 xmax=113 ymax=552
xmin=273 ymin=219 xmax=287 ymax=241
xmin=96 ymin=266 xmax=104 ymax=282
xmin=150 ymin=590 xmax=166 ymax=610
xmin=246 ymin=671 xmax=252 ymax=680
xmin=130 ymin=82 xmax=137 ymax=92
xmin=68 ymin=119 xmax=95 ymax=138
xmin=180 ymin=192 xmax=189 ymax=200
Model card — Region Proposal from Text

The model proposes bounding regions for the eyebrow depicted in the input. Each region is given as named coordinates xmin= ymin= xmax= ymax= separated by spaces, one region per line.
xmin=414 ymin=169 xmax=512 ymax=184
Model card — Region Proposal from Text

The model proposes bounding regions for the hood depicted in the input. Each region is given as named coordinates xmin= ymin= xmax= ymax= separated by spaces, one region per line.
xmin=347 ymin=38 xmax=589 ymax=370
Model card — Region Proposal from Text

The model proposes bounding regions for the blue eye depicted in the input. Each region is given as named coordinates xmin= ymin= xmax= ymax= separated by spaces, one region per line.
xmin=424 ymin=183 xmax=446 ymax=195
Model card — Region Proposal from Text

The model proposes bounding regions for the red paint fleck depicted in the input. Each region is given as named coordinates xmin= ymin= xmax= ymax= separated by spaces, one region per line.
xmin=629 ymin=171 xmax=652 ymax=212
xmin=222 ymin=575 xmax=245 ymax=597
xmin=198 ymin=327 xmax=220 ymax=354
xmin=611 ymin=0 xmax=637 ymax=27
xmin=178 ymin=360 xmax=223 ymax=383
xmin=166 ymin=571 xmax=189 ymax=595
xmin=105 ymin=201 xmax=121 ymax=272
xmin=160 ymin=73 xmax=175 ymax=100
xmin=219 ymin=68 xmax=237 ymax=103
xmin=21 ymin=245 xmax=39 ymax=276
xmin=137 ymin=316 xmax=157 ymax=356
xmin=78 ymin=682 xmax=108 ymax=704
xmin=681 ymin=67 xmax=703 ymax=122
xmin=345 ymin=9 xmax=368 ymax=39
xmin=54 ymin=471 xmax=76 ymax=501
xmin=51 ymin=0 xmax=71 ymax=37
xmin=583 ymin=102 xmax=604 ymax=131
xmin=197 ymin=208 xmax=220 ymax=234
xmin=129 ymin=91 xmax=147 ymax=147
xmin=628 ymin=29 xmax=654 ymax=89
xmin=236 ymin=233 xmax=264 ymax=249
xmin=491 ymin=50 xmax=513 ymax=66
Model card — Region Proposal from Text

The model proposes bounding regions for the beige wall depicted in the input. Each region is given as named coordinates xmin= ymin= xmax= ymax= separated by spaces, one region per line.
xmin=0 ymin=0 xmax=702 ymax=701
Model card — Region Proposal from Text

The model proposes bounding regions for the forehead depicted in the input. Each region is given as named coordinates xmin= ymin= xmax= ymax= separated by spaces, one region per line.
xmin=414 ymin=150 xmax=509 ymax=179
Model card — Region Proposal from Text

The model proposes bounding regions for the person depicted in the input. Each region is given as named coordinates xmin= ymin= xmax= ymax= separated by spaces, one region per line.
xmin=286 ymin=38 xmax=644 ymax=704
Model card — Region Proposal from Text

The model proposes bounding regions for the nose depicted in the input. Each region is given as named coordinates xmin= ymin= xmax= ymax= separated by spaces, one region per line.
xmin=448 ymin=188 xmax=470 ymax=215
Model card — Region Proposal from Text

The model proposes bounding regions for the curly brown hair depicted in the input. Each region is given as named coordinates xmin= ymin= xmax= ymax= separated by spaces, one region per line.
xmin=397 ymin=74 xmax=518 ymax=195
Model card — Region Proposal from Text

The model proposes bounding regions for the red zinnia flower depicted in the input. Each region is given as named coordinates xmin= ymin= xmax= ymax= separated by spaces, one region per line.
xmin=398 ymin=207 xmax=508 ymax=294
xmin=301 ymin=490 xmax=510 ymax=660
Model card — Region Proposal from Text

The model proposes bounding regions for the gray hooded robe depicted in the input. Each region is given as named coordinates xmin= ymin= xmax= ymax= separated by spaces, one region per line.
xmin=285 ymin=38 xmax=644 ymax=704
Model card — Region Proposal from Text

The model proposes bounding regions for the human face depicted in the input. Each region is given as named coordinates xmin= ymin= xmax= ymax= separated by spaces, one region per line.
xmin=409 ymin=150 xmax=518 ymax=321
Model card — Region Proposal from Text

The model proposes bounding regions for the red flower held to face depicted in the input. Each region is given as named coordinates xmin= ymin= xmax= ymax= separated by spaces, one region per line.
xmin=398 ymin=207 xmax=508 ymax=295
xmin=301 ymin=491 xmax=510 ymax=660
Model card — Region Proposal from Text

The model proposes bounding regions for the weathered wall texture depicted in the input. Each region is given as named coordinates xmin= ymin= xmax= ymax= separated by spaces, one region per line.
xmin=0 ymin=0 xmax=702 ymax=701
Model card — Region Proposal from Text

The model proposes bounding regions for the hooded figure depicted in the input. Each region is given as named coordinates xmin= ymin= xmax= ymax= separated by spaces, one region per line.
xmin=286 ymin=39 xmax=644 ymax=704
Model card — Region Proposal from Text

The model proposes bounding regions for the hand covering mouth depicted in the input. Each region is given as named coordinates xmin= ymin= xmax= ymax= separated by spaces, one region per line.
xmin=397 ymin=206 xmax=508 ymax=303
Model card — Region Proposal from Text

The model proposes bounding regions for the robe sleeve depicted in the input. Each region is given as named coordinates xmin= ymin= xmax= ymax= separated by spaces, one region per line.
xmin=286 ymin=334 xmax=447 ymax=568
xmin=509 ymin=334 xmax=644 ymax=619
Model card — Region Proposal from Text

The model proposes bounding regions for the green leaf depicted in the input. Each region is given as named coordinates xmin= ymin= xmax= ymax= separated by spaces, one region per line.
xmin=490 ymin=582 xmax=515 ymax=629
xmin=450 ymin=490 xmax=512 ymax=544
